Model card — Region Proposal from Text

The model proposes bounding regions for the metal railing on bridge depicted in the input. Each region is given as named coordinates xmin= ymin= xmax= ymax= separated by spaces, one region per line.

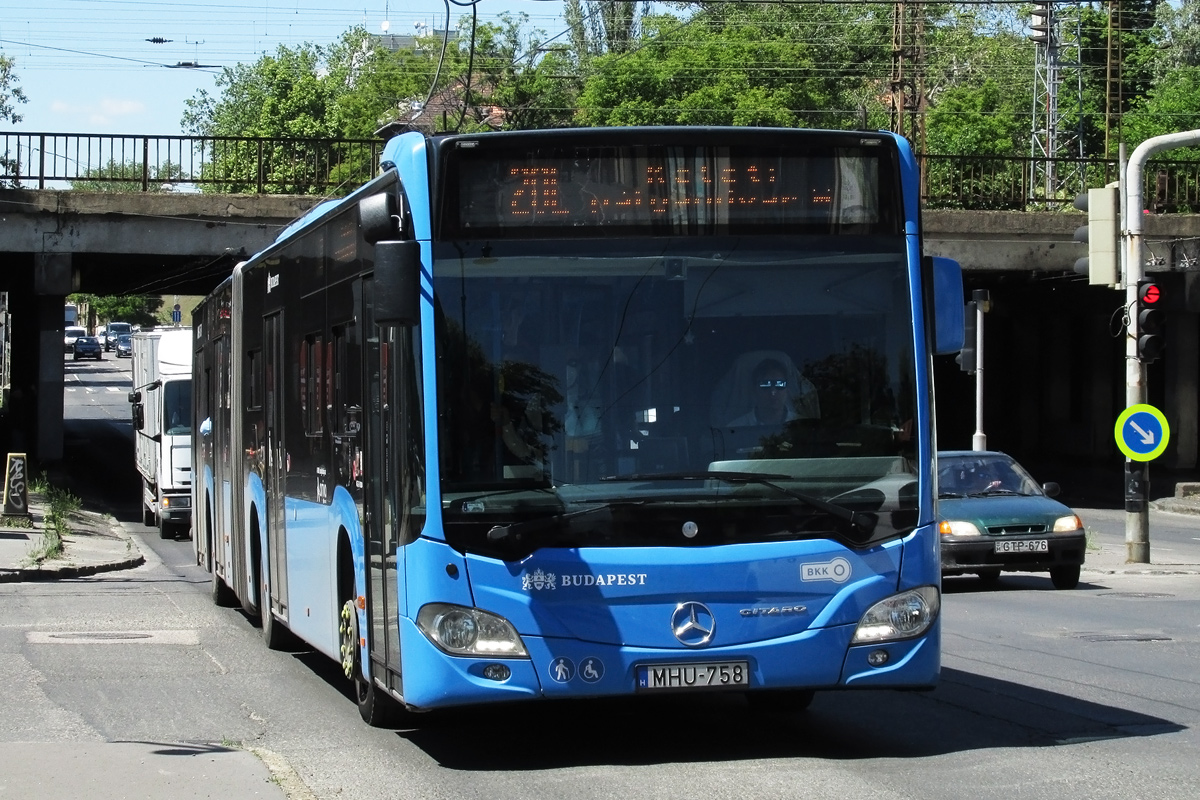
xmin=0 ymin=132 xmax=382 ymax=195
xmin=2 ymin=131 xmax=1199 ymax=211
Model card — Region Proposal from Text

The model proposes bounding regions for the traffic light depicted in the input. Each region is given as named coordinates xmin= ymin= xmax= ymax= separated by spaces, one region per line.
xmin=955 ymin=300 xmax=977 ymax=373
xmin=1073 ymin=185 xmax=1120 ymax=287
xmin=1136 ymin=279 xmax=1165 ymax=363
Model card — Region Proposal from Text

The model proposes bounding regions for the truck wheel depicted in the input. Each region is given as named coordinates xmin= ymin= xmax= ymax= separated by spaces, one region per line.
xmin=159 ymin=517 xmax=173 ymax=539
xmin=143 ymin=505 xmax=155 ymax=527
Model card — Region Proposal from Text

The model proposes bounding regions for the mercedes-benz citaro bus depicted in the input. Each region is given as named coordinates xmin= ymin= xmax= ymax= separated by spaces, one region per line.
xmin=193 ymin=127 xmax=964 ymax=726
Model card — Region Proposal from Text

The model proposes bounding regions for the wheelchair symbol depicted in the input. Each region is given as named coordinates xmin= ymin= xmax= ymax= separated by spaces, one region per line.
xmin=580 ymin=657 xmax=604 ymax=683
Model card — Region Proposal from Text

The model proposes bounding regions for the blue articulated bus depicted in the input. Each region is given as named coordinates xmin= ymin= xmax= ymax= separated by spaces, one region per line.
xmin=193 ymin=126 xmax=964 ymax=725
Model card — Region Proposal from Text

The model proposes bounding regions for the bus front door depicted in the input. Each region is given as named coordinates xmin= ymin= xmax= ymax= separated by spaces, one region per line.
xmin=364 ymin=277 xmax=403 ymax=696
xmin=264 ymin=313 xmax=288 ymax=621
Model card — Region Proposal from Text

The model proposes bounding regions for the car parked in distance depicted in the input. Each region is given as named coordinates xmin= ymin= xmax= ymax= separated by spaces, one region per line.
xmin=72 ymin=335 xmax=103 ymax=361
xmin=64 ymin=326 xmax=87 ymax=352
xmin=937 ymin=450 xmax=1086 ymax=589
xmin=116 ymin=334 xmax=133 ymax=358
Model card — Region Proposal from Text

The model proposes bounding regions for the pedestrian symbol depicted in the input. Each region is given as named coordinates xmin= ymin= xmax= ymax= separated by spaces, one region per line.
xmin=549 ymin=657 xmax=574 ymax=683
xmin=1114 ymin=404 xmax=1170 ymax=461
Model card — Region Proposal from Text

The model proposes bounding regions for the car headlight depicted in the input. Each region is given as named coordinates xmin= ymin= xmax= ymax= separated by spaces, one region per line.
xmin=851 ymin=586 xmax=940 ymax=644
xmin=416 ymin=603 xmax=529 ymax=658
xmin=1053 ymin=514 xmax=1083 ymax=532
xmin=938 ymin=520 xmax=981 ymax=536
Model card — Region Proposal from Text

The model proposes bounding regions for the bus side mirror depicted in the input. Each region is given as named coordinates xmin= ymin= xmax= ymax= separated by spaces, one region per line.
xmin=360 ymin=191 xmax=401 ymax=244
xmin=132 ymin=402 xmax=145 ymax=431
xmin=928 ymin=255 xmax=965 ymax=355
xmin=374 ymin=240 xmax=421 ymax=327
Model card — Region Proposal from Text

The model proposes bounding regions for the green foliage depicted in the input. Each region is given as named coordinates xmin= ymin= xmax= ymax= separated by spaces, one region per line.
xmin=69 ymin=159 xmax=186 ymax=192
xmin=0 ymin=50 xmax=26 ymax=125
xmin=1 ymin=50 xmax=28 ymax=187
xmin=73 ymin=294 xmax=163 ymax=328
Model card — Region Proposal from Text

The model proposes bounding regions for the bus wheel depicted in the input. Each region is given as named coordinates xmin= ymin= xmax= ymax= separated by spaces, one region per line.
xmin=339 ymin=599 xmax=397 ymax=727
xmin=210 ymin=567 xmax=237 ymax=607
xmin=260 ymin=561 xmax=289 ymax=650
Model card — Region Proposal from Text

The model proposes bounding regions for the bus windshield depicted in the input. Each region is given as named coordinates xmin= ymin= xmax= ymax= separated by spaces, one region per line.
xmin=433 ymin=235 xmax=917 ymax=555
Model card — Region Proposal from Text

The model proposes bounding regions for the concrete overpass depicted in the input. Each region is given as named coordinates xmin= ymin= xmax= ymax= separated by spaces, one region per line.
xmin=3 ymin=188 xmax=1200 ymax=494
xmin=0 ymin=190 xmax=322 ymax=462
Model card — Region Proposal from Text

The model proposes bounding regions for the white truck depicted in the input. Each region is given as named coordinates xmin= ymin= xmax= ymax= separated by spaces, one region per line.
xmin=129 ymin=328 xmax=193 ymax=538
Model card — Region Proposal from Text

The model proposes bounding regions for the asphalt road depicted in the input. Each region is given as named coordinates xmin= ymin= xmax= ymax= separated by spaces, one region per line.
xmin=2 ymin=353 xmax=1195 ymax=800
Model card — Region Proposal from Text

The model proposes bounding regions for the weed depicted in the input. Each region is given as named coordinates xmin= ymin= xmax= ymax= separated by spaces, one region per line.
xmin=23 ymin=484 xmax=82 ymax=565
xmin=29 ymin=471 xmax=50 ymax=494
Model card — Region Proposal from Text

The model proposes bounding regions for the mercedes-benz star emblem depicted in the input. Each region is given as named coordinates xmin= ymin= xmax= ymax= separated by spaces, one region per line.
xmin=671 ymin=601 xmax=715 ymax=647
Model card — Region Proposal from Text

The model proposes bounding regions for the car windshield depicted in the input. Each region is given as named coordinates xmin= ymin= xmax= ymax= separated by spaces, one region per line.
xmin=937 ymin=454 xmax=1041 ymax=497
xmin=432 ymin=235 xmax=919 ymax=555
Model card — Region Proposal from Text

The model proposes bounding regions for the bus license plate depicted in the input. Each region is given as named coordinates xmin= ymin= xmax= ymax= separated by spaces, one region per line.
xmin=637 ymin=661 xmax=750 ymax=691
xmin=995 ymin=539 xmax=1048 ymax=553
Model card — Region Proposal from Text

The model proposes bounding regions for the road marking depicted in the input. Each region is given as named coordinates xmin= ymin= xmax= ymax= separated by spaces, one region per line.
xmin=26 ymin=630 xmax=200 ymax=645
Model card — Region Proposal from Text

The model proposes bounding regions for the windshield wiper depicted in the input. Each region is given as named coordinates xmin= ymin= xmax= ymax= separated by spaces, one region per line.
xmin=485 ymin=501 xmax=644 ymax=553
xmin=600 ymin=470 xmax=877 ymax=539
xmin=445 ymin=483 xmax=557 ymax=511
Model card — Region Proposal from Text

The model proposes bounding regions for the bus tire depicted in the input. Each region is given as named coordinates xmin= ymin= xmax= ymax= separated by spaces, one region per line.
xmin=260 ymin=559 xmax=289 ymax=650
xmin=211 ymin=568 xmax=237 ymax=607
xmin=339 ymin=599 xmax=398 ymax=727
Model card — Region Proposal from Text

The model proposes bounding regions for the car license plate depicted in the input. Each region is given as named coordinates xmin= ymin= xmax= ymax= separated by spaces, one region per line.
xmin=636 ymin=661 xmax=750 ymax=691
xmin=994 ymin=539 xmax=1048 ymax=553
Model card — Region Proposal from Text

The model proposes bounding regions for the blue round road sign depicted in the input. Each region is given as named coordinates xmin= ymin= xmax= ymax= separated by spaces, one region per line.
xmin=1114 ymin=404 xmax=1170 ymax=461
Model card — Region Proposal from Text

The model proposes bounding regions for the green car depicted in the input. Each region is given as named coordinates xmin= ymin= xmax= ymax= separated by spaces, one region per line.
xmin=937 ymin=450 xmax=1086 ymax=589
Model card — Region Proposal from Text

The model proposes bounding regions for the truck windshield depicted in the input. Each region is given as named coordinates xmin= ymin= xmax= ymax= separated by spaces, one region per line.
xmin=163 ymin=379 xmax=192 ymax=435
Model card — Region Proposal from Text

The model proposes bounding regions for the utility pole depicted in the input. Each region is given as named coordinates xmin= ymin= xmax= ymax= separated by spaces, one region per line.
xmin=970 ymin=290 xmax=991 ymax=451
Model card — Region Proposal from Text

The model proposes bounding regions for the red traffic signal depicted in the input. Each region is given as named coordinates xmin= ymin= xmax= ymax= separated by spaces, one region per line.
xmin=1136 ymin=280 xmax=1164 ymax=363
xmin=1138 ymin=281 xmax=1161 ymax=306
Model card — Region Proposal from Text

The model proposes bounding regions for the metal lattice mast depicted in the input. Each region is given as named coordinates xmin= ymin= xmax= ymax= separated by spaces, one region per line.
xmin=1029 ymin=2 xmax=1085 ymax=203
xmin=890 ymin=1 xmax=926 ymax=152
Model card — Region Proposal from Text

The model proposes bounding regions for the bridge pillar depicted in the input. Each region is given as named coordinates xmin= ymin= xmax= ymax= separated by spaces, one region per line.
xmin=33 ymin=253 xmax=73 ymax=463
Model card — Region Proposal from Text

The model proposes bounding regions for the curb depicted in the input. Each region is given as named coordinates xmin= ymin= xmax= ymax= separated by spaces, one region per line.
xmin=0 ymin=554 xmax=147 ymax=583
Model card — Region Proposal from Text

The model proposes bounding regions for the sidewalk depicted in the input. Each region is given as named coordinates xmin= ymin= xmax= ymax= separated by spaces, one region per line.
xmin=0 ymin=496 xmax=311 ymax=800
xmin=0 ymin=492 xmax=145 ymax=583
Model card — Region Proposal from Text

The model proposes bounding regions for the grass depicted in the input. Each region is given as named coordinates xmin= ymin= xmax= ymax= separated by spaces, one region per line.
xmin=24 ymin=482 xmax=82 ymax=566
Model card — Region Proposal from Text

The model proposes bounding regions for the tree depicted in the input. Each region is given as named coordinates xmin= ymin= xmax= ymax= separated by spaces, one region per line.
xmin=1 ymin=50 xmax=29 ymax=187
xmin=69 ymin=160 xmax=187 ymax=193
xmin=577 ymin=7 xmax=881 ymax=129
xmin=72 ymin=294 xmax=162 ymax=329
xmin=182 ymin=42 xmax=346 ymax=193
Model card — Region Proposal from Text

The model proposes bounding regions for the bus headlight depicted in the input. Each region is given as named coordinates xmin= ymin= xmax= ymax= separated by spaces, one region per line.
xmin=851 ymin=586 xmax=939 ymax=644
xmin=416 ymin=603 xmax=529 ymax=658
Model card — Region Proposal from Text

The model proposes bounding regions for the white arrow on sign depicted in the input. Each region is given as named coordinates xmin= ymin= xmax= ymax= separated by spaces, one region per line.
xmin=1129 ymin=420 xmax=1156 ymax=445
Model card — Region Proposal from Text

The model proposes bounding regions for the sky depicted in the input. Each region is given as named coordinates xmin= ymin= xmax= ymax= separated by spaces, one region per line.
xmin=2 ymin=0 xmax=568 ymax=135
